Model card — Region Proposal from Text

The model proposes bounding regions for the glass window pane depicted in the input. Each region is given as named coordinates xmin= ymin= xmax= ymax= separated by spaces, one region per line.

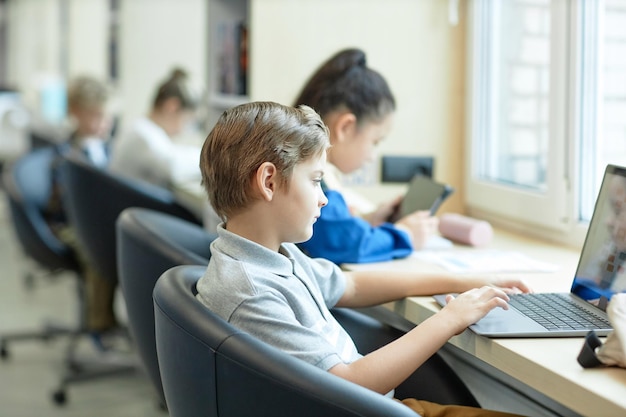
xmin=580 ymin=0 xmax=626 ymax=221
xmin=600 ymin=1 xmax=626 ymax=174
xmin=477 ymin=0 xmax=551 ymax=190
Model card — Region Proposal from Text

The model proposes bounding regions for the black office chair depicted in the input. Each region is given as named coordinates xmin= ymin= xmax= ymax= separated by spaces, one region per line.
xmin=153 ymin=266 xmax=478 ymax=417
xmin=59 ymin=152 xmax=201 ymax=287
xmin=49 ymin=152 xmax=202 ymax=403
xmin=0 ymin=146 xmax=129 ymax=405
xmin=1 ymin=146 xmax=83 ymax=358
xmin=116 ymin=207 xmax=216 ymax=407
xmin=29 ymin=129 xmax=62 ymax=150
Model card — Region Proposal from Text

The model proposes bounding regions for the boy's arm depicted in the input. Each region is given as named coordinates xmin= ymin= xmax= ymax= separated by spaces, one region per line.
xmin=330 ymin=286 xmax=510 ymax=394
xmin=336 ymin=269 xmax=531 ymax=308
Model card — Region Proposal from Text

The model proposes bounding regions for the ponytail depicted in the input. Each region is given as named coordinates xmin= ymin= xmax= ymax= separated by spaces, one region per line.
xmin=153 ymin=67 xmax=198 ymax=110
xmin=293 ymin=48 xmax=395 ymax=123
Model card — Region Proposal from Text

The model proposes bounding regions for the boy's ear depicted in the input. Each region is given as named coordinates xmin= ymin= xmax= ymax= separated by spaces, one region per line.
xmin=256 ymin=162 xmax=277 ymax=201
xmin=333 ymin=112 xmax=357 ymax=143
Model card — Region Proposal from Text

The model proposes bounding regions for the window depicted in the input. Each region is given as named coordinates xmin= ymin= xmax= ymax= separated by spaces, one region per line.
xmin=467 ymin=0 xmax=626 ymax=244
xmin=579 ymin=0 xmax=626 ymax=221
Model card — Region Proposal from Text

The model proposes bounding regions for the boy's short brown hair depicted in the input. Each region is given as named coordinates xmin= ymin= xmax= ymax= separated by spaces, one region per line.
xmin=67 ymin=76 xmax=109 ymax=111
xmin=200 ymin=101 xmax=330 ymax=220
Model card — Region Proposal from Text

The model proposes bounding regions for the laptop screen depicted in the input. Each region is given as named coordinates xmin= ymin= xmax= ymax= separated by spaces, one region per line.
xmin=572 ymin=164 xmax=626 ymax=311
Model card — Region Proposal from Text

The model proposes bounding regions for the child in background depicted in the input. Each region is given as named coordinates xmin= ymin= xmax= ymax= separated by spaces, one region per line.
xmin=46 ymin=75 xmax=118 ymax=337
xmin=295 ymin=48 xmax=438 ymax=264
xmin=109 ymin=68 xmax=202 ymax=189
xmin=196 ymin=101 xmax=529 ymax=416
xmin=63 ymin=76 xmax=114 ymax=167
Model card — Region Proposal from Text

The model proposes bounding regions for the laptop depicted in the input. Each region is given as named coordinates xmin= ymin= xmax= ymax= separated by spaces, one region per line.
xmin=434 ymin=164 xmax=626 ymax=337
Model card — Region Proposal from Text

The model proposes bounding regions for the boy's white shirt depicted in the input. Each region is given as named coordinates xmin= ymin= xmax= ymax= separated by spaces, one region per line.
xmin=80 ymin=137 xmax=108 ymax=168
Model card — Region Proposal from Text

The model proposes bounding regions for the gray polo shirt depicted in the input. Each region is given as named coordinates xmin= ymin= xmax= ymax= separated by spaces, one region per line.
xmin=196 ymin=225 xmax=361 ymax=371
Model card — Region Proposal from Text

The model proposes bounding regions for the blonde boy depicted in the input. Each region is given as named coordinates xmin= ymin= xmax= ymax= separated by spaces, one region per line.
xmin=196 ymin=101 xmax=528 ymax=416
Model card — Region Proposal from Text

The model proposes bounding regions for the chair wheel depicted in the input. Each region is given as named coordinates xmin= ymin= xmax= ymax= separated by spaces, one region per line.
xmin=52 ymin=389 xmax=67 ymax=405
xmin=0 ymin=344 xmax=8 ymax=359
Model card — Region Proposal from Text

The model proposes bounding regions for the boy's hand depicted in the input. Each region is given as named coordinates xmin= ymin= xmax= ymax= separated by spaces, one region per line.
xmin=486 ymin=276 xmax=534 ymax=294
xmin=440 ymin=286 xmax=510 ymax=334
xmin=461 ymin=275 xmax=533 ymax=295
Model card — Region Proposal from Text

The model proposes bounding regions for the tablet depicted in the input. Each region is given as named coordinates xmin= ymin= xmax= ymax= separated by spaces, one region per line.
xmin=398 ymin=175 xmax=454 ymax=217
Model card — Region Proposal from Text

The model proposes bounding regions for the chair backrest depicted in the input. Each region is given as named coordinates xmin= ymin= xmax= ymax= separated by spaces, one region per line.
xmin=153 ymin=265 xmax=417 ymax=417
xmin=58 ymin=152 xmax=200 ymax=284
xmin=116 ymin=207 xmax=216 ymax=405
xmin=2 ymin=146 xmax=78 ymax=271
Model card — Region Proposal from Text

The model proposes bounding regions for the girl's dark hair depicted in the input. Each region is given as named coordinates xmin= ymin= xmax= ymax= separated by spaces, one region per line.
xmin=293 ymin=48 xmax=395 ymax=124
xmin=152 ymin=67 xmax=198 ymax=110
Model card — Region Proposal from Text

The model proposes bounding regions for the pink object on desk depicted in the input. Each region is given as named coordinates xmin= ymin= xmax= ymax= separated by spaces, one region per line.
xmin=438 ymin=213 xmax=493 ymax=247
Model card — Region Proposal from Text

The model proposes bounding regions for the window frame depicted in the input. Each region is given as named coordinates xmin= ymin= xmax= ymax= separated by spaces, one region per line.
xmin=465 ymin=0 xmax=592 ymax=247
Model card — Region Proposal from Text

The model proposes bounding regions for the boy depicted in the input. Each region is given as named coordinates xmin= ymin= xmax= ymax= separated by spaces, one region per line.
xmin=46 ymin=76 xmax=118 ymax=339
xmin=65 ymin=75 xmax=113 ymax=167
xmin=196 ymin=101 xmax=529 ymax=416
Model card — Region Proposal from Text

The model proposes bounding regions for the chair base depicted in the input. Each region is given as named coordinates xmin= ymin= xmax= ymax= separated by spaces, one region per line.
xmin=52 ymin=352 xmax=139 ymax=405
xmin=50 ymin=325 xmax=141 ymax=406
xmin=0 ymin=320 xmax=79 ymax=359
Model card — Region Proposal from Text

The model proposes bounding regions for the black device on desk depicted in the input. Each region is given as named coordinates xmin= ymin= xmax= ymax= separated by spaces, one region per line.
xmin=396 ymin=174 xmax=454 ymax=218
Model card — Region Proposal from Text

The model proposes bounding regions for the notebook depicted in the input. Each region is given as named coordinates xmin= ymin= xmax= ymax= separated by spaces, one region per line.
xmin=434 ymin=164 xmax=626 ymax=337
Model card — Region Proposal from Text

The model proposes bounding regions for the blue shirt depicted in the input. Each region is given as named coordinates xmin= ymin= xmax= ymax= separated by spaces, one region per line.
xmin=300 ymin=189 xmax=413 ymax=264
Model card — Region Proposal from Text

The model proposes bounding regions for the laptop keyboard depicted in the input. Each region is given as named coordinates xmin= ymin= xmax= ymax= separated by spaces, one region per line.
xmin=508 ymin=293 xmax=611 ymax=331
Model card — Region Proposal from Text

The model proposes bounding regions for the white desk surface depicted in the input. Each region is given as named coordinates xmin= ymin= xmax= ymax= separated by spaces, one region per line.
xmin=344 ymin=229 xmax=626 ymax=417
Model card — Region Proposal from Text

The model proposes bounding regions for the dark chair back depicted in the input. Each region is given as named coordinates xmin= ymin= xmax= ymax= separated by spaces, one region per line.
xmin=59 ymin=152 xmax=200 ymax=284
xmin=153 ymin=265 xmax=418 ymax=417
xmin=116 ymin=207 xmax=216 ymax=405
xmin=3 ymin=146 xmax=78 ymax=272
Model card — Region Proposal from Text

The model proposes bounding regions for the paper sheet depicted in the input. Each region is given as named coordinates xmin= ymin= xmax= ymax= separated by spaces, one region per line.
xmin=411 ymin=249 xmax=560 ymax=273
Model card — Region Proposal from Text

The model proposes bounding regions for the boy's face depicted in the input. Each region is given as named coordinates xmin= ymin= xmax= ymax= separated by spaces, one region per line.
xmin=273 ymin=151 xmax=328 ymax=244
xmin=71 ymin=105 xmax=111 ymax=139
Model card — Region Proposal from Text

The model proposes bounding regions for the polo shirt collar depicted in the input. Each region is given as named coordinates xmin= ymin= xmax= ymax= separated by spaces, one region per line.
xmin=214 ymin=224 xmax=296 ymax=277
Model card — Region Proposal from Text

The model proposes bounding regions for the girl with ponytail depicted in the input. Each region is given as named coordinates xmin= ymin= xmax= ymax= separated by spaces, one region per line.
xmin=109 ymin=67 xmax=202 ymax=189
xmin=296 ymin=49 xmax=439 ymax=264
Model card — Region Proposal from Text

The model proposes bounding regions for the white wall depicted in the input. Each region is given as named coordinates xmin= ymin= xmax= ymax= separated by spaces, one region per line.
xmin=117 ymin=0 xmax=207 ymax=126
xmin=5 ymin=0 xmax=207 ymax=132
xmin=6 ymin=0 xmax=65 ymax=112
xmin=66 ymin=0 xmax=109 ymax=79
xmin=5 ymin=0 xmax=109 ymax=128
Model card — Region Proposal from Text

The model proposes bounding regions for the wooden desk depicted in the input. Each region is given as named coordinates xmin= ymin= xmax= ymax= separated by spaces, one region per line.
xmin=345 ymin=230 xmax=626 ymax=417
